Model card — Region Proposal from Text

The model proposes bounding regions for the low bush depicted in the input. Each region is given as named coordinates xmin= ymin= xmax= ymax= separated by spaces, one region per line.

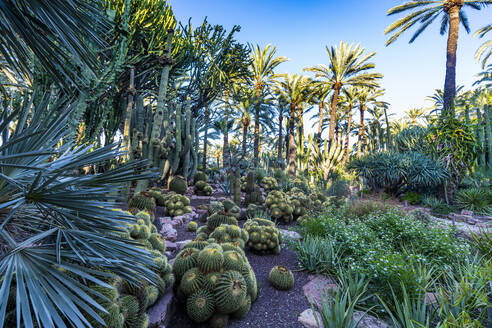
xmin=400 ymin=191 xmax=422 ymax=205
xmin=454 ymin=187 xmax=492 ymax=215
xmin=422 ymin=196 xmax=455 ymax=215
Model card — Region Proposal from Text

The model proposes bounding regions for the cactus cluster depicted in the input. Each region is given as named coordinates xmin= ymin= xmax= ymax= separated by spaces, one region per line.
xmin=128 ymin=192 xmax=156 ymax=214
xmin=222 ymin=199 xmax=241 ymax=219
xmin=265 ymin=190 xmax=294 ymax=223
xmin=194 ymin=171 xmax=208 ymax=183
xmin=172 ymin=240 xmax=258 ymax=326
xmin=208 ymin=200 xmax=225 ymax=215
xmin=241 ymin=171 xmax=264 ymax=206
xmin=148 ymin=187 xmax=166 ymax=206
xmin=201 ymin=213 xmax=239 ymax=236
xmin=243 ymin=218 xmax=282 ymax=255
xmin=261 ymin=176 xmax=278 ymax=191
xmin=169 ymin=175 xmax=188 ymax=195
xmin=288 ymin=190 xmax=311 ymax=219
xmin=162 ymin=192 xmax=192 ymax=217
xmin=195 ymin=180 xmax=213 ymax=196
xmin=269 ymin=265 xmax=294 ymax=291
xmin=309 ymin=192 xmax=328 ymax=211
xmin=86 ymin=210 xmax=173 ymax=328
xmin=208 ymin=224 xmax=249 ymax=249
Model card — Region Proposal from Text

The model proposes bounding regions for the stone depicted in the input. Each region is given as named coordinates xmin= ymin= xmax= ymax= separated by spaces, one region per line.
xmin=165 ymin=242 xmax=177 ymax=251
xmin=160 ymin=223 xmax=177 ymax=242
xmin=147 ymin=288 xmax=175 ymax=328
xmin=176 ymin=240 xmax=192 ymax=251
xmin=302 ymin=275 xmax=339 ymax=309
xmin=461 ymin=209 xmax=474 ymax=216
xmin=159 ymin=217 xmax=172 ymax=226
xmin=240 ymin=208 xmax=248 ymax=220
xmin=280 ymin=229 xmax=302 ymax=242
xmin=195 ymin=208 xmax=208 ymax=222
xmin=353 ymin=311 xmax=389 ymax=328
xmin=170 ymin=217 xmax=183 ymax=228
xmin=298 ymin=309 xmax=324 ymax=328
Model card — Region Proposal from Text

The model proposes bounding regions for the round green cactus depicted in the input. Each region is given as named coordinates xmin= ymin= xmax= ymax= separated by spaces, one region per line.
xmin=169 ymin=175 xmax=188 ymax=194
xmin=173 ymin=247 xmax=200 ymax=281
xmin=128 ymin=192 xmax=156 ymax=214
xmin=206 ymin=213 xmax=238 ymax=233
xmin=188 ymin=221 xmax=198 ymax=232
xmin=209 ymin=224 xmax=248 ymax=248
xmin=194 ymin=171 xmax=208 ymax=183
xmin=269 ymin=265 xmax=294 ymax=291
xmin=261 ymin=176 xmax=278 ymax=190
xmin=148 ymin=187 xmax=166 ymax=206
xmin=162 ymin=192 xmax=192 ymax=217
xmin=265 ymin=190 xmax=294 ymax=223
xmin=244 ymin=218 xmax=282 ymax=255
xmin=173 ymin=240 xmax=258 ymax=326
xmin=208 ymin=201 xmax=225 ymax=215
xmin=194 ymin=180 xmax=213 ymax=196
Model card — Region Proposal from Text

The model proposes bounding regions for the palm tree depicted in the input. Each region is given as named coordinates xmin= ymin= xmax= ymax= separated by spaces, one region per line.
xmin=356 ymin=87 xmax=385 ymax=157
xmin=342 ymin=87 xmax=359 ymax=162
xmin=405 ymin=108 xmax=429 ymax=125
xmin=475 ymin=23 xmax=492 ymax=68
xmin=250 ymin=44 xmax=288 ymax=167
xmin=385 ymin=0 xmax=492 ymax=113
xmin=308 ymin=81 xmax=332 ymax=145
xmin=305 ymin=41 xmax=382 ymax=147
xmin=274 ymin=74 xmax=312 ymax=175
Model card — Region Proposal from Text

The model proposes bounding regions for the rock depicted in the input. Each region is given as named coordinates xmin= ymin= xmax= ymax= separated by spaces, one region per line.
xmin=280 ymin=229 xmax=302 ymax=242
xmin=298 ymin=309 xmax=324 ymax=328
xmin=176 ymin=240 xmax=191 ymax=251
xmin=195 ymin=208 xmax=208 ymax=222
xmin=165 ymin=242 xmax=177 ymax=251
xmin=160 ymin=223 xmax=177 ymax=242
xmin=159 ymin=217 xmax=172 ymax=226
xmin=353 ymin=311 xmax=389 ymax=328
xmin=147 ymin=288 xmax=175 ymax=328
xmin=170 ymin=217 xmax=183 ymax=228
xmin=461 ymin=209 xmax=474 ymax=216
xmin=240 ymin=208 xmax=248 ymax=220
xmin=302 ymin=275 xmax=339 ymax=309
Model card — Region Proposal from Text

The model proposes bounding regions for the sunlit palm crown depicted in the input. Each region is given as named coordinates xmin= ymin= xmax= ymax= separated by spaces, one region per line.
xmin=475 ymin=23 xmax=492 ymax=68
xmin=250 ymin=44 xmax=288 ymax=91
xmin=385 ymin=0 xmax=492 ymax=45
xmin=305 ymin=41 xmax=383 ymax=91
xmin=274 ymin=74 xmax=313 ymax=106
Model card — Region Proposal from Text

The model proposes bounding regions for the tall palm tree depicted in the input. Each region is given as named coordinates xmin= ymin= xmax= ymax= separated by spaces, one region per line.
xmin=250 ymin=44 xmax=288 ymax=167
xmin=475 ymin=23 xmax=492 ymax=68
xmin=274 ymin=74 xmax=312 ymax=175
xmin=342 ymin=87 xmax=359 ymax=162
xmin=305 ymin=41 xmax=382 ymax=147
xmin=385 ymin=0 xmax=492 ymax=113
xmin=405 ymin=108 xmax=429 ymax=125
xmin=308 ymin=81 xmax=332 ymax=145
xmin=356 ymin=87 xmax=385 ymax=157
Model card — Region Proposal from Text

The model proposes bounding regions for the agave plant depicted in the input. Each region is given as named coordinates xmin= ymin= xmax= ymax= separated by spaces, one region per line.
xmin=0 ymin=93 xmax=157 ymax=328
xmin=454 ymin=188 xmax=492 ymax=215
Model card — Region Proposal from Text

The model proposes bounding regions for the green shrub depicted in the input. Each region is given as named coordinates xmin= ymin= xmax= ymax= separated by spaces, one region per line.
xmin=348 ymin=152 xmax=447 ymax=196
xmin=422 ymin=196 xmax=455 ymax=215
xmin=454 ymin=188 xmax=492 ymax=215
xmin=401 ymin=191 xmax=422 ymax=205
xmin=469 ymin=227 xmax=492 ymax=258
xmin=343 ymin=199 xmax=393 ymax=219
xmin=292 ymin=235 xmax=342 ymax=274
xmin=194 ymin=171 xmax=208 ymax=183
xmin=326 ymin=178 xmax=351 ymax=198
xmin=394 ymin=126 xmax=427 ymax=153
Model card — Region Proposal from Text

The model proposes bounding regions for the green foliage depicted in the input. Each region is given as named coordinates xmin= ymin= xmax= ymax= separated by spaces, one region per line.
xmin=394 ymin=126 xmax=427 ymax=153
xmin=162 ymin=192 xmax=192 ymax=217
xmin=349 ymin=151 xmax=447 ymax=195
xmin=469 ymin=227 xmax=492 ymax=258
xmin=422 ymin=196 xmax=455 ymax=215
xmin=400 ymin=191 xmax=422 ymax=205
xmin=244 ymin=218 xmax=283 ymax=254
xmin=169 ymin=175 xmax=188 ymax=194
xmin=268 ymin=265 xmax=294 ymax=291
xmin=454 ymin=188 xmax=492 ymax=215
xmin=206 ymin=213 xmax=238 ymax=234
xmin=173 ymin=240 xmax=257 ymax=325
xmin=409 ymin=209 xmax=432 ymax=225
xmin=149 ymin=187 xmax=166 ymax=206
xmin=326 ymin=178 xmax=351 ymax=198
xmin=292 ymin=236 xmax=342 ymax=275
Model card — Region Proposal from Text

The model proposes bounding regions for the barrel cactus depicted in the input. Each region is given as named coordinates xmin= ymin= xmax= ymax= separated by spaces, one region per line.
xmin=128 ymin=191 xmax=156 ymax=214
xmin=204 ymin=213 xmax=238 ymax=235
xmin=148 ymin=187 xmax=166 ymax=206
xmin=172 ymin=241 xmax=258 ymax=325
xmin=162 ymin=192 xmax=192 ymax=217
xmin=265 ymin=190 xmax=293 ymax=223
xmin=222 ymin=198 xmax=241 ymax=218
xmin=188 ymin=221 xmax=198 ymax=232
xmin=169 ymin=175 xmax=188 ymax=194
xmin=261 ymin=176 xmax=278 ymax=191
xmin=288 ymin=190 xmax=311 ymax=219
xmin=194 ymin=171 xmax=208 ymax=183
xmin=209 ymin=224 xmax=249 ymax=249
xmin=269 ymin=265 xmax=294 ymax=291
xmin=195 ymin=180 xmax=213 ymax=196
xmin=243 ymin=218 xmax=282 ymax=255
xmin=208 ymin=201 xmax=225 ymax=215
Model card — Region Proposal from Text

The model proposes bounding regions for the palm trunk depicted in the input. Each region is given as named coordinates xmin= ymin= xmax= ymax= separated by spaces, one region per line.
xmin=329 ymin=87 xmax=340 ymax=147
xmin=242 ymin=116 xmax=248 ymax=156
xmin=317 ymin=102 xmax=324 ymax=147
xmin=383 ymin=106 xmax=391 ymax=150
xmin=344 ymin=105 xmax=352 ymax=162
xmin=122 ymin=68 xmax=135 ymax=158
xmin=277 ymin=109 xmax=283 ymax=165
xmin=357 ymin=104 xmax=366 ymax=157
xmin=253 ymin=91 xmax=261 ymax=167
xmin=443 ymin=5 xmax=461 ymax=114
xmin=288 ymin=102 xmax=296 ymax=175
xmin=202 ymin=106 xmax=210 ymax=171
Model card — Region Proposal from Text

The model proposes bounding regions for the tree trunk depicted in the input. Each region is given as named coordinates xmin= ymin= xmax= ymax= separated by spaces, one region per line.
xmin=383 ymin=106 xmax=391 ymax=150
xmin=357 ymin=104 xmax=366 ymax=157
xmin=202 ymin=106 xmax=210 ymax=171
xmin=277 ymin=110 xmax=283 ymax=165
xmin=253 ymin=91 xmax=261 ymax=168
xmin=317 ymin=102 xmax=324 ymax=147
xmin=242 ymin=116 xmax=248 ymax=156
xmin=328 ymin=87 xmax=341 ymax=147
xmin=223 ymin=92 xmax=230 ymax=167
xmin=288 ymin=102 xmax=296 ymax=175
xmin=122 ymin=68 xmax=135 ymax=158
xmin=344 ymin=105 xmax=352 ymax=162
xmin=443 ymin=5 xmax=461 ymax=114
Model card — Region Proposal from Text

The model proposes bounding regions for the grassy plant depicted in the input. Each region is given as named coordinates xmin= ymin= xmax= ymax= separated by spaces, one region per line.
xmin=292 ymin=235 xmax=342 ymax=275
xmin=422 ymin=196 xmax=455 ymax=215
xmin=454 ymin=188 xmax=492 ymax=215
xmin=469 ymin=227 xmax=492 ymax=258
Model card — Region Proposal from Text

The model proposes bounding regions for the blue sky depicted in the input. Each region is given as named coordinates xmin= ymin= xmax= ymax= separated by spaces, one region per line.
xmin=171 ymin=0 xmax=491 ymax=125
